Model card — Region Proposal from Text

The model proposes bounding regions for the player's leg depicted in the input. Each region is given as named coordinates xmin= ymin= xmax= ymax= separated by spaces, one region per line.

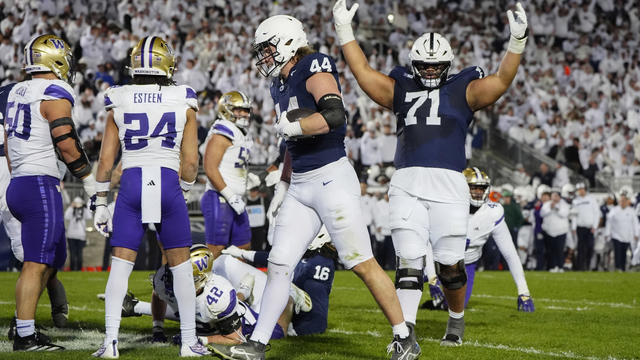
xmin=95 ymin=169 xmax=145 ymax=357
xmin=463 ymin=262 xmax=478 ymax=308
xmin=157 ymin=167 xmax=206 ymax=356
xmin=46 ymin=273 xmax=69 ymax=328
xmin=250 ymin=195 xmax=320 ymax=345
xmin=213 ymin=255 xmax=267 ymax=311
xmin=231 ymin=211 xmax=252 ymax=251
xmin=202 ymin=189 xmax=234 ymax=259
xmin=389 ymin=188 xmax=430 ymax=326
xmin=317 ymin=162 xmax=419 ymax=358
xmin=428 ymin=200 xmax=469 ymax=346
xmin=9 ymin=176 xmax=66 ymax=351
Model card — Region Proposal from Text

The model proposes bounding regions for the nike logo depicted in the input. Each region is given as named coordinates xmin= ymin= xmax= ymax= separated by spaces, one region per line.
xmin=322 ymin=180 xmax=333 ymax=186
xmin=147 ymin=180 xmax=156 ymax=186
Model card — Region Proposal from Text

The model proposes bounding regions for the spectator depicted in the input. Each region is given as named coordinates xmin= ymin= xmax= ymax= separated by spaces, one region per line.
xmin=531 ymin=163 xmax=554 ymax=187
xmin=605 ymin=188 xmax=640 ymax=271
xmin=541 ymin=189 xmax=570 ymax=272
xmin=64 ymin=197 xmax=92 ymax=271
xmin=571 ymin=182 xmax=601 ymax=271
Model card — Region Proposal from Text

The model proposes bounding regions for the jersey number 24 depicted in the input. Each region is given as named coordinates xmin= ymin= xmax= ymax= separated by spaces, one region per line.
xmin=123 ymin=112 xmax=176 ymax=150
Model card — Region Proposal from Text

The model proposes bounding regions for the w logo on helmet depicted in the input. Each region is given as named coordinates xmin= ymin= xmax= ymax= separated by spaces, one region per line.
xmin=50 ymin=39 xmax=65 ymax=49
xmin=195 ymin=256 xmax=209 ymax=271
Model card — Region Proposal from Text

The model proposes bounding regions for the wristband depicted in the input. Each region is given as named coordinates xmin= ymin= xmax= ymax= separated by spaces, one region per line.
xmin=180 ymin=178 xmax=195 ymax=191
xmin=96 ymin=180 xmax=110 ymax=193
xmin=220 ymin=187 xmax=235 ymax=201
xmin=507 ymin=35 xmax=527 ymax=54
xmin=95 ymin=195 xmax=108 ymax=206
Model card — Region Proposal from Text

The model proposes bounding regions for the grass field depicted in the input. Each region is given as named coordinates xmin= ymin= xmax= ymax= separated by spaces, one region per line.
xmin=0 ymin=270 xmax=638 ymax=359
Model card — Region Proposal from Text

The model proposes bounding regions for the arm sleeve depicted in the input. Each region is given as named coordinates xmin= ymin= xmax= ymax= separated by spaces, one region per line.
xmin=493 ymin=220 xmax=530 ymax=296
xmin=252 ymin=251 xmax=269 ymax=268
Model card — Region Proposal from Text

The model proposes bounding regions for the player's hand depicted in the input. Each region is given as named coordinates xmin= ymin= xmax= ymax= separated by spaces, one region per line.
xmin=93 ymin=198 xmax=112 ymax=237
xmin=221 ymin=245 xmax=246 ymax=259
xmin=265 ymin=169 xmax=282 ymax=187
xmin=267 ymin=181 xmax=289 ymax=224
xmin=333 ymin=0 xmax=359 ymax=45
xmin=227 ymin=194 xmax=246 ymax=215
xmin=507 ymin=2 xmax=528 ymax=54
xmin=507 ymin=2 xmax=528 ymax=39
xmin=429 ymin=280 xmax=447 ymax=306
xmin=275 ymin=111 xmax=303 ymax=140
xmin=517 ymin=294 xmax=535 ymax=312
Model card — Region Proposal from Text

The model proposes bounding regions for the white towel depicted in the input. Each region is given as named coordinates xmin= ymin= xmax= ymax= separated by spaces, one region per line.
xmin=141 ymin=166 xmax=162 ymax=224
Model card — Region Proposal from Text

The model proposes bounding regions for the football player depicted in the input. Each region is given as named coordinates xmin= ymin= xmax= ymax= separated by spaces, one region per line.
xmin=92 ymin=36 xmax=208 ymax=357
xmin=212 ymin=14 xmax=418 ymax=360
xmin=334 ymin=0 xmax=528 ymax=346
xmin=5 ymin=34 xmax=96 ymax=351
xmin=202 ymin=91 xmax=253 ymax=259
xmin=423 ymin=168 xmax=534 ymax=312
xmin=116 ymin=245 xmax=310 ymax=346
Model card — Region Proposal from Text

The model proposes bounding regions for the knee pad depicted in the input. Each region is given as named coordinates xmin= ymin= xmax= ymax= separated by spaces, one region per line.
xmin=266 ymin=260 xmax=294 ymax=281
xmin=395 ymin=257 xmax=425 ymax=291
xmin=435 ymin=260 xmax=467 ymax=290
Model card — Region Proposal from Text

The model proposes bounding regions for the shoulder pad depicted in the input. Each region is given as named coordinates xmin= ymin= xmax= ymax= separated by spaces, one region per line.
xmin=43 ymin=80 xmax=76 ymax=107
xmin=447 ymin=66 xmax=485 ymax=84
xmin=483 ymin=201 xmax=505 ymax=224
xmin=296 ymin=52 xmax=338 ymax=80
xmin=211 ymin=119 xmax=237 ymax=140
xmin=182 ymin=85 xmax=199 ymax=111
xmin=388 ymin=66 xmax=412 ymax=81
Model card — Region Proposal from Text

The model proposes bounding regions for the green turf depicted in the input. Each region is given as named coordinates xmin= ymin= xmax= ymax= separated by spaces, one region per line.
xmin=0 ymin=270 xmax=638 ymax=359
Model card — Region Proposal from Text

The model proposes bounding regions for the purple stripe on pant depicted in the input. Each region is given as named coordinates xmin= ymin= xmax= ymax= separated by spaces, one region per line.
xmin=111 ymin=167 xmax=191 ymax=251
xmin=464 ymin=261 xmax=477 ymax=308
xmin=7 ymin=175 xmax=66 ymax=268
xmin=200 ymin=190 xmax=250 ymax=247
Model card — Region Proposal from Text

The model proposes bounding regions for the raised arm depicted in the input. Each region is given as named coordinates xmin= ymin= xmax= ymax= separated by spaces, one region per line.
xmin=466 ymin=2 xmax=528 ymax=111
xmin=333 ymin=0 xmax=395 ymax=109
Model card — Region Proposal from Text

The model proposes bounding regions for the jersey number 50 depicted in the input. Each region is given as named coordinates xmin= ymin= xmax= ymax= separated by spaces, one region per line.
xmin=5 ymin=102 xmax=31 ymax=140
xmin=123 ymin=112 xmax=176 ymax=150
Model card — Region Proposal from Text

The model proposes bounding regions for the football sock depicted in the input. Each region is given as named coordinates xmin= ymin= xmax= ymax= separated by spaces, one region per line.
xmin=392 ymin=322 xmax=410 ymax=339
xmin=250 ymin=262 xmax=291 ymax=345
xmin=104 ymin=256 xmax=134 ymax=345
xmin=47 ymin=277 xmax=68 ymax=311
xmin=134 ymin=301 xmax=151 ymax=316
xmin=448 ymin=309 xmax=464 ymax=319
xmin=445 ymin=314 xmax=465 ymax=339
xmin=397 ymin=289 xmax=422 ymax=325
xmin=170 ymin=259 xmax=197 ymax=346
xmin=152 ymin=320 xmax=164 ymax=329
xmin=16 ymin=319 xmax=35 ymax=338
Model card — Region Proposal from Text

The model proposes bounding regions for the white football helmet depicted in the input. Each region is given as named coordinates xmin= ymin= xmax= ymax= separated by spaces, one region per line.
xmin=253 ymin=15 xmax=308 ymax=77
xmin=409 ymin=32 xmax=454 ymax=89
xmin=561 ymin=183 xmax=576 ymax=200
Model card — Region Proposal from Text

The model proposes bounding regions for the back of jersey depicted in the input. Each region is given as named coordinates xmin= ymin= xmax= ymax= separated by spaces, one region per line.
xmin=105 ymin=84 xmax=198 ymax=172
xmin=5 ymin=79 xmax=76 ymax=179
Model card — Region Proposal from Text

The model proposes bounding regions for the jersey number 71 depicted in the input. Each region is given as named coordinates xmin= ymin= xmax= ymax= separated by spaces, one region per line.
xmin=403 ymin=89 xmax=441 ymax=126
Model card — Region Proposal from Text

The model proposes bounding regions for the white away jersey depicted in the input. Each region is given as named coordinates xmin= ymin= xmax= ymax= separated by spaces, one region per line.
xmin=5 ymin=79 xmax=76 ymax=179
xmin=204 ymin=119 xmax=253 ymax=195
xmin=465 ymin=201 xmax=508 ymax=264
xmin=105 ymin=84 xmax=198 ymax=172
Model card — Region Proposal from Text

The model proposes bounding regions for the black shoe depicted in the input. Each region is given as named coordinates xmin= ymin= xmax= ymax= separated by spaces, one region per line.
xmin=13 ymin=332 xmax=64 ymax=351
xmin=122 ymin=291 xmax=141 ymax=317
xmin=152 ymin=327 xmax=168 ymax=343
xmin=8 ymin=317 xmax=16 ymax=340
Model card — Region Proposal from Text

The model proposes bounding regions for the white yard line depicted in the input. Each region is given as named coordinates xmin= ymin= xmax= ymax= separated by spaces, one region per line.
xmin=473 ymin=294 xmax=635 ymax=309
xmin=327 ymin=328 xmax=625 ymax=360
xmin=0 ymin=300 xmax=103 ymax=313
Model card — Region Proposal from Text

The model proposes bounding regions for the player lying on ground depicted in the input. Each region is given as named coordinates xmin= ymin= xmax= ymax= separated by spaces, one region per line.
xmin=107 ymin=245 xmax=312 ymax=345
xmin=422 ymin=167 xmax=534 ymax=312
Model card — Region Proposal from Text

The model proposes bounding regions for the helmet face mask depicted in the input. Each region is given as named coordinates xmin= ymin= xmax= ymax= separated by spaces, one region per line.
xmin=253 ymin=15 xmax=308 ymax=78
xmin=217 ymin=91 xmax=252 ymax=129
xmin=463 ymin=167 xmax=491 ymax=207
xmin=409 ymin=32 xmax=454 ymax=89
xmin=24 ymin=34 xmax=75 ymax=83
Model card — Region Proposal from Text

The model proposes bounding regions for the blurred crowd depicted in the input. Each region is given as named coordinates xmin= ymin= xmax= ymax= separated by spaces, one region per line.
xmin=2 ymin=0 xmax=640 ymax=269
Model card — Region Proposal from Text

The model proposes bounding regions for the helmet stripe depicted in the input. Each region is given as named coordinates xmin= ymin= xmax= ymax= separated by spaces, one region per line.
xmin=140 ymin=37 xmax=147 ymax=68
xmin=147 ymin=36 xmax=156 ymax=69
xmin=473 ymin=167 xmax=482 ymax=180
xmin=429 ymin=32 xmax=434 ymax=51
xmin=25 ymin=36 xmax=37 ymax=66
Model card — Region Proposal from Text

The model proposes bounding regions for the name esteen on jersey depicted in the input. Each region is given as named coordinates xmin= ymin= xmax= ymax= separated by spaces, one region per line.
xmin=133 ymin=92 xmax=162 ymax=103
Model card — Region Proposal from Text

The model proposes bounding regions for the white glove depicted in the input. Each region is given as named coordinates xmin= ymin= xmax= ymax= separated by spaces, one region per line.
xmin=267 ymin=181 xmax=289 ymax=225
xmin=180 ymin=179 xmax=194 ymax=204
xmin=93 ymin=197 xmax=112 ymax=237
xmin=82 ymin=173 xmax=97 ymax=199
xmin=265 ymin=169 xmax=282 ymax=187
xmin=221 ymin=245 xmax=246 ymax=259
xmin=220 ymin=187 xmax=245 ymax=215
xmin=333 ymin=0 xmax=359 ymax=45
xmin=507 ymin=2 xmax=528 ymax=54
xmin=274 ymin=111 xmax=303 ymax=140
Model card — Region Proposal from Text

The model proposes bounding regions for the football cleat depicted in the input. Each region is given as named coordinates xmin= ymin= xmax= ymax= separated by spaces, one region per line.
xmin=291 ymin=284 xmax=313 ymax=314
xmin=180 ymin=339 xmax=211 ymax=357
xmin=121 ymin=291 xmax=141 ymax=317
xmin=7 ymin=317 xmax=16 ymax=340
xmin=8 ymin=318 xmax=52 ymax=342
xmin=440 ymin=334 xmax=462 ymax=347
xmin=440 ymin=317 xmax=464 ymax=347
xmin=208 ymin=339 xmax=268 ymax=360
xmin=92 ymin=340 xmax=119 ymax=358
xmin=14 ymin=332 xmax=65 ymax=352
xmin=152 ymin=326 xmax=168 ymax=343
xmin=517 ymin=294 xmax=535 ymax=312
xmin=238 ymin=274 xmax=255 ymax=304
xmin=387 ymin=323 xmax=421 ymax=360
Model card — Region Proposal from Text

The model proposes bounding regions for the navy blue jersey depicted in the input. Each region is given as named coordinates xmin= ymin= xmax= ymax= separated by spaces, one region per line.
xmin=270 ymin=52 xmax=346 ymax=173
xmin=0 ymin=83 xmax=16 ymax=155
xmin=390 ymin=66 xmax=484 ymax=172
xmin=291 ymin=254 xmax=335 ymax=335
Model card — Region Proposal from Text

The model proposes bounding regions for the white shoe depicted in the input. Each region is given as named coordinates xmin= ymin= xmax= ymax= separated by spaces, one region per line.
xmin=238 ymin=274 xmax=255 ymax=304
xmin=92 ymin=340 xmax=119 ymax=358
xmin=291 ymin=284 xmax=312 ymax=313
xmin=179 ymin=340 xmax=211 ymax=357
